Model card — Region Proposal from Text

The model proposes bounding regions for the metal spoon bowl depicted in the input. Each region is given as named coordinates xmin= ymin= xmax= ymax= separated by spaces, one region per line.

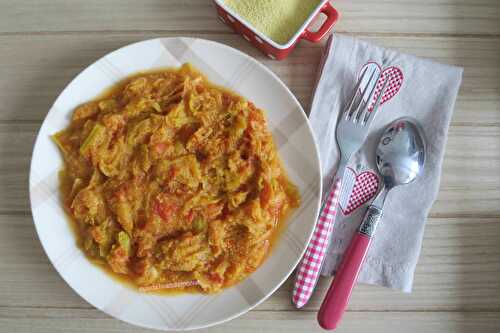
xmin=373 ymin=117 xmax=426 ymax=204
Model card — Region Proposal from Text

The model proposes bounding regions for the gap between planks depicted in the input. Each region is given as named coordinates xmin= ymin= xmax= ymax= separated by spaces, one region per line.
xmin=2 ymin=120 xmax=500 ymax=127
xmin=0 ymin=305 xmax=498 ymax=314
xmin=0 ymin=30 xmax=499 ymax=40
xmin=4 ymin=209 xmax=500 ymax=222
xmin=2 ymin=210 xmax=500 ymax=220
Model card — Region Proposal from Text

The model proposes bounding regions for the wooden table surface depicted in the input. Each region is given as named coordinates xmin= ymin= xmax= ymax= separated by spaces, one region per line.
xmin=1 ymin=1 xmax=500 ymax=332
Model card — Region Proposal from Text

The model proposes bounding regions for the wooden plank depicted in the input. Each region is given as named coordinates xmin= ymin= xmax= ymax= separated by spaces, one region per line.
xmin=223 ymin=311 xmax=500 ymax=333
xmin=0 ymin=123 xmax=34 ymax=213
xmin=0 ymin=33 xmax=499 ymax=124
xmin=3 ymin=123 xmax=499 ymax=215
xmin=333 ymin=0 xmax=500 ymax=36
xmin=0 ymin=0 xmax=220 ymax=33
xmin=1 ymin=213 xmax=499 ymax=311
xmin=0 ymin=0 xmax=499 ymax=35
xmin=432 ymin=125 xmax=500 ymax=216
xmin=0 ymin=306 xmax=499 ymax=333
xmin=270 ymin=217 xmax=500 ymax=311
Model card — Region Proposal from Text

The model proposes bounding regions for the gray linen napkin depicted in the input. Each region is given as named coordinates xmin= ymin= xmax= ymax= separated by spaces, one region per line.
xmin=309 ymin=34 xmax=463 ymax=292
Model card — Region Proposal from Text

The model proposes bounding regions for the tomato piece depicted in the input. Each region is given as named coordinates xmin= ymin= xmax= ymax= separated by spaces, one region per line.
xmin=260 ymin=181 xmax=272 ymax=207
xmin=154 ymin=142 xmax=167 ymax=154
xmin=205 ymin=203 xmax=223 ymax=220
xmin=114 ymin=184 xmax=128 ymax=201
xmin=186 ymin=210 xmax=195 ymax=223
xmin=153 ymin=199 xmax=177 ymax=222
xmin=168 ymin=166 xmax=178 ymax=180
xmin=208 ymin=272 xmax=223 ymax=284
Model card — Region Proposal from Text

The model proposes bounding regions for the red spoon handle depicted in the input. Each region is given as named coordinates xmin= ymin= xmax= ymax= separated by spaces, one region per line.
xmin=317 ymin=232 xmax=371 ymax=330
xmin=317 ymin=204 xmax=382 ymax=330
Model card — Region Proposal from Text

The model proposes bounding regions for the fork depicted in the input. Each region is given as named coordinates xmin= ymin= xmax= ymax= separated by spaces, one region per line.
xmin=292 ymin=66 xmax=389 ymax=308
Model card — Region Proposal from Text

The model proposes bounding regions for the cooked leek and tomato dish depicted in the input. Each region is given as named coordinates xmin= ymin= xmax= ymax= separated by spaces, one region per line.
xmin=52 ymin=64 xmax=300 ymax=293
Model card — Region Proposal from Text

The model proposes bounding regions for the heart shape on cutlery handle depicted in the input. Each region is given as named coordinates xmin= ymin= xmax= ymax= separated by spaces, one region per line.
xmin=339 ymin=168 xmax=379 ymax=215
xmin=358 ymin=62 xmax=404 ymax=111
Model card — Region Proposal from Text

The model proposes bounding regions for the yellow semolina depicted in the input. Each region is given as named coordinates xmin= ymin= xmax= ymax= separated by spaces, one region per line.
xmin=223 ymin=0 xmax=321 ymax=45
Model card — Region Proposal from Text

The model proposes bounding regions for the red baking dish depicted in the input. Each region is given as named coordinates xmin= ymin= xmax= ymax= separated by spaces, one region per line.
xmin=213 ymin=0 xmax=339 ymax=60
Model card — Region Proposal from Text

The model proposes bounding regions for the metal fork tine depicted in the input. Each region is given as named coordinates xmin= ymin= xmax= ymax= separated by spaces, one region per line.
xmin=358 ymin=72 xmax=384 ymax=123
xmin=351 ymin=69 xmax=379 ymax=121
xmin=343 ymin=66 xmax=369 ymax=119
xmin=362 ymin=77 xmax=389 ymax=126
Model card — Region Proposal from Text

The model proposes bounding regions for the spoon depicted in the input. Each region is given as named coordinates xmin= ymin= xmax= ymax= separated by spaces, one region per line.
xmin=317 ymin=117 xmax=426 ymax=330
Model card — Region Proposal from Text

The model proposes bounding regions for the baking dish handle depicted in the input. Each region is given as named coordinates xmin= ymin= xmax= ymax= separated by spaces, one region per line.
xmin=302 ymin=2 xmax=339 ymax=43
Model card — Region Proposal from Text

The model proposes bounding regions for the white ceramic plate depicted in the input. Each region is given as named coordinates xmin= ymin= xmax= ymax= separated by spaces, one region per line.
xmin=29 ymin=37 xmax=321 ymax=331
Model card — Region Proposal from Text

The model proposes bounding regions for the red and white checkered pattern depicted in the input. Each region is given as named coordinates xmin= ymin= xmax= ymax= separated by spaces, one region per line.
xmin=343 ymin=171 xmax=379 ymax=215
xmin=292 ymin=178 xmax=341 ymax=308
xmin=368 ymin=66 xmax=404 ymax=111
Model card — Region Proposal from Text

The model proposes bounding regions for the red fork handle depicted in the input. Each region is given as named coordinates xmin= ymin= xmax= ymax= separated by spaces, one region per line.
xmin=317 ymin=205 xmax=382 ymax=330
xmin=302 ymin=2 xmax=339 ymax=43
